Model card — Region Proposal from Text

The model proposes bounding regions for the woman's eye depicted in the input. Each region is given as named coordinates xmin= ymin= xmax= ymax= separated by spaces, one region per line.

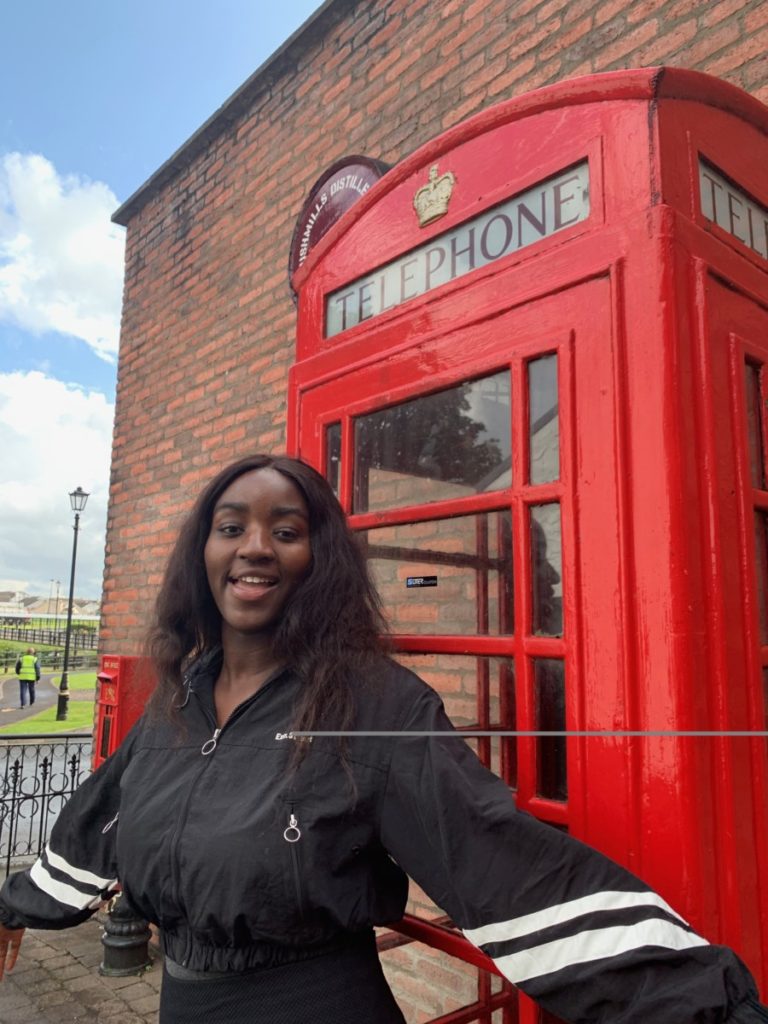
xmin=274 ymin=528 xmax=298 ymax=541
xmin=218 ymin=524 xmax=242 ymax=536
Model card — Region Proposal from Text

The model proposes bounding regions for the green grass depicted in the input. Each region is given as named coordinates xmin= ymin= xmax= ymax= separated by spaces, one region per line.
xmin=47 ymin=672 xmax=97 ymax=692
xmin=0 ymin=639 xmax=60 ymax=655
xmin=0 ymin=700 xmax=95 ymax=735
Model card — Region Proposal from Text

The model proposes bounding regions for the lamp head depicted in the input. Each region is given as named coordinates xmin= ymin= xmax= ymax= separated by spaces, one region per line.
xmin=69 ymin=486 xmax=89 ymax=513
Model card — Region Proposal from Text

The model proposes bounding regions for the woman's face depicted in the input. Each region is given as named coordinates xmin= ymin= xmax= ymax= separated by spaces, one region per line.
xmin=204 ymin=468 xmax=312 ymax=641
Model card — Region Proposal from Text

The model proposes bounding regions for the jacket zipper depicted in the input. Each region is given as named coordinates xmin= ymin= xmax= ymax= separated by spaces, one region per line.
xmin=284 ymin=807 xmax=305 ymax=921
xmin=167 ymin=756 xmax=214 ymax=964
xmin=197 ymin=676 xmax=281 ymax=756
xmin=171 ymin=683 xmax=279 ymax=963
xmin=201 ymin=728 xmax=221 ymax=756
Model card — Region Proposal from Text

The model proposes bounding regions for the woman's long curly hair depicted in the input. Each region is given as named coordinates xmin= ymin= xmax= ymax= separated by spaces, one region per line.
xmin=145 ymin=454 xmax=388 ymax=735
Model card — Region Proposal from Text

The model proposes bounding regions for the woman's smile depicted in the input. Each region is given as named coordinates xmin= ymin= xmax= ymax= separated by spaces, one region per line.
xmin=228 ymin=574 xmax=279 ymax=598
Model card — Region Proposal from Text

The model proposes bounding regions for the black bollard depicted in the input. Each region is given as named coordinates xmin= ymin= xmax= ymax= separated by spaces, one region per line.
xmin=99 ymin=892 xmax=152 ymax=976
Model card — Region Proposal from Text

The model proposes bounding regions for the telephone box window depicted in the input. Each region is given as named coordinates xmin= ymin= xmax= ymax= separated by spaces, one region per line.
xmin=353 ymin=370 xmax=511 ymax=513
xmin=534 ymin=658 xmax=567 ymax=801
xmin=363 ymin=510 xmax=513 ymax=636
xmin=745 ymin=361 xmax=765 ymax=489
xmin=394 ymin=653 xmax=516 ymax=784
xmin=530 ymin=504 xmax=563 ymax=636
xmin=325 ymin=422 xmax=342 ymax=497
xmin=756 ymin=511 xmax=768 ymax=645
xmin=763 ymin=668 xmax=768 ymax=733
xmin=528 ymin=354 xmax=559 ymax=484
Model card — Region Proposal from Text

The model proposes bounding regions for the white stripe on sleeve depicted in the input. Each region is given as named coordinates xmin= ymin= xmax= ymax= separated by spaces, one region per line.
xmin=463 ymin=890 xmax=687 ymax=948
xmin=44 ymin=844 xmax=115 ymax=890
xmin=30 ymin=860 xmax=117 ymax=911
xmin=492 ymin=920 xmax=708 ymax=984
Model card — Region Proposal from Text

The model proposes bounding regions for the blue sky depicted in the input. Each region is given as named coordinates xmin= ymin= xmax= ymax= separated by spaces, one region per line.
xmin=0 ymin=0 xmax=321 ymax=600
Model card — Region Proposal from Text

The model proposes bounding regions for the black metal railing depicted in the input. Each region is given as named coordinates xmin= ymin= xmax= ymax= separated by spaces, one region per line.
xmin=0 ymin=735 xmax=92 ymax=874
xmin=0 ymin=625 xmax=99 ymax=650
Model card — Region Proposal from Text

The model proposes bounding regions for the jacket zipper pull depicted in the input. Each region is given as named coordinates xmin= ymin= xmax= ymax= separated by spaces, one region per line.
xmin=101 ymin=811 xmax=119 ymax=834
xmin=283 ymin=813 xmax=301 ymax=843
xmin=201 ymin=728 xmax=221 ymax=756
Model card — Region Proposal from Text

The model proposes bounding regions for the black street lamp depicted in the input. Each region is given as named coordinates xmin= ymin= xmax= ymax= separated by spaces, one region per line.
xmin=56 ymin=487 xmax=89 ymax=722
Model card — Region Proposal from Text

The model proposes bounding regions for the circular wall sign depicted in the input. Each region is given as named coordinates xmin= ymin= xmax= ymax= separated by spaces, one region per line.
xmin=288 ymin=155 xmax=389 ymax=298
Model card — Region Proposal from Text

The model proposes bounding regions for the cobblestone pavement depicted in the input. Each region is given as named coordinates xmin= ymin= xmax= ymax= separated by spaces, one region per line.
xmin=0 ymin=916 xmax=161 ymax=1023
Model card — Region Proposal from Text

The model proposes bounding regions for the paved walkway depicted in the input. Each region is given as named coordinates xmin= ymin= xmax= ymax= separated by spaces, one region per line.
xmin=0 ymin=915 xmax=161 ymax=1023
xmin=0 ymin=673 xmax=93 ymax=730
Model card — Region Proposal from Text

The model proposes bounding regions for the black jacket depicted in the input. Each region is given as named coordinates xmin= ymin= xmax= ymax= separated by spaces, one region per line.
xmin=1 ymin=655 xmax=766 ymax=1023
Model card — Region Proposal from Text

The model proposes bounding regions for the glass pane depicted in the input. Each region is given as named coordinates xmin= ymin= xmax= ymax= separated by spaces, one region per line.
xmin=353 ymin=370 xmax=511 ymax=513
xmin=756 ymin=512 xmax=768 ymax=645
xmin=530 ymin=504 xmax=563 ymax=636
xmin=745 ymin=362 xmax=765 ymax=489
xmin=364 ymin=511 xmax=513 ymax=636
xmin=534 ymin=658 xmax=567 ymax=801
xmin=763 ymin=667 xmax=768 ymax=732
xmin=529 ymin=354 xmax=559 ymax=484
xmin=325 ymin=422 xmax=341 ymax=497
xmin=393 ymin=654 xmax=517 ymax=780
xmin=491 ymin=658 xmax=517 ymax=788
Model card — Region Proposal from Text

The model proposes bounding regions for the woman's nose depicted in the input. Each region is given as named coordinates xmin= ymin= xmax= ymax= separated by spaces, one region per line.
xmin=236 ymin=525 xmax=274 ymax=559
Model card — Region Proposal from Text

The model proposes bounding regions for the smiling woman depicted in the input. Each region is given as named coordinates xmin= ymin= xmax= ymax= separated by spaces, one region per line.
xmin=0 ymin=454 xmax=766 ymax=1024
xmin=145 ymin=453 xmax=387 ymax=739
xmin=202 ymin=468 xmax=313 ymax=723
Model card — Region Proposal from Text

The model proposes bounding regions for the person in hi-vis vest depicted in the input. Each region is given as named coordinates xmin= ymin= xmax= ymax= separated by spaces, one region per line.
xmin=15 ymin=649 xmax=40 ymax=708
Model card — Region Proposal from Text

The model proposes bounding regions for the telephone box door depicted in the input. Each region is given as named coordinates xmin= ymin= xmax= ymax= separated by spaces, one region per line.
xmin=297 ymin=278 xmax=627 ymax=1023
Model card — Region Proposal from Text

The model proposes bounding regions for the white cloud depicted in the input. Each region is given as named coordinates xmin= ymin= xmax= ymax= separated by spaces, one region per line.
xmin=0 ymin=370 xmax=114 ymax=599
xmin=0 ymin=153 xmax=124 ymax=362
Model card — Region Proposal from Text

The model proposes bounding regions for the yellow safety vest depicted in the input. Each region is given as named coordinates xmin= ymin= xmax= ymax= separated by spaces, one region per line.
xmin=18 ymin=654 xmax=38 ymax=681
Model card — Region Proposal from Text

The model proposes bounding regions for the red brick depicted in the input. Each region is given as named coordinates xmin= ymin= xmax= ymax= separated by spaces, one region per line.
xmin=597 ymin=17 xmax=660 ymax=65
xmin=673 ymin=19 xmax=742 ymax=66
xmin=744 ymin=3 xmax=768 ymax=31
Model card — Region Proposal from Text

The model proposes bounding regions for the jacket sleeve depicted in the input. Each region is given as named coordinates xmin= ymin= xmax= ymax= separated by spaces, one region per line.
xmin=379 ymin=686 xmax=767 ymax=1024
xmin=0 ymin=723 xmax=141 ymax=931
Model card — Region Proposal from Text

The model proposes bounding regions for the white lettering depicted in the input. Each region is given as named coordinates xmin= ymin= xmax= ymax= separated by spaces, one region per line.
xmin=297 ymin=193 xmax=329 ymax=266
xmin=275 ymin=731 xmax=313 ymax=743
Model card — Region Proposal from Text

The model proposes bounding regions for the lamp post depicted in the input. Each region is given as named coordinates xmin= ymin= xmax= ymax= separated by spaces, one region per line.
xmin=56 ymin=487 xmax=89 ymax=722
xmin=48 ymin=578 xmax=55 ymax=631
xmin=54 ymin=579 xmax=61 ymax=640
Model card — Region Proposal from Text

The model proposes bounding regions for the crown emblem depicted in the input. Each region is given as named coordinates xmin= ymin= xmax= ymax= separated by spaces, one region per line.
xmin=413 ymin=164 xmax=456 ymax=227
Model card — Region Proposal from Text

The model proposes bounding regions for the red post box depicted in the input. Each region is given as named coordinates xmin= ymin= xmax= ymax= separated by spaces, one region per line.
xmin=94 ymin=655 xmax=154 ymax=770
xmin=289 ymin=67 xmax=768 ymax=1020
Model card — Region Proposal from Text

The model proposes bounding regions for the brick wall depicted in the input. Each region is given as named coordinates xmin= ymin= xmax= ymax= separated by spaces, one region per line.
xmin=104 ymin=0 xmax=767 ymax=649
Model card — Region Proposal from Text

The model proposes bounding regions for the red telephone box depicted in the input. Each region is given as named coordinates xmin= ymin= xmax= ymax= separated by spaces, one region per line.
xmin=94 ymin=655 xmax=154 ymax=770
xmin=289 ymin=67 xmax=768 ymax=1020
